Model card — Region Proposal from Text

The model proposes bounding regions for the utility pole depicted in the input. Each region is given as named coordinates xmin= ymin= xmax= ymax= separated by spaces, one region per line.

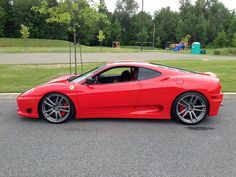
xmin=73 ymin=14 xmax=77 ymax=75
xmin=153 ymin=23 xmax=155 ymax=49
xmin=69 ymin=42 xmax=72 ymax=74
xmin=79 ymin=42 xmax=83 ymax=74
xmin=141 ymin=0 xmax=144 ymax=52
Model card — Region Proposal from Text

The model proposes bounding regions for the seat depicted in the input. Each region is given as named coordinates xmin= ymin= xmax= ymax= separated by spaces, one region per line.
xmin=119 ymin=70 xmax=131 ymax=82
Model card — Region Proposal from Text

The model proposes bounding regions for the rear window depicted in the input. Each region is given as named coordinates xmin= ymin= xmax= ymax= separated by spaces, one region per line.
xmin=152 ymin=63 xmax=197 ymax=74
xmin=138 ymin=68 xmax=161 ymax=80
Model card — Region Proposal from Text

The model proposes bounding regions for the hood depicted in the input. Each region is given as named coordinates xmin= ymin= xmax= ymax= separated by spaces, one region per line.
xmin=47 ymin=74 xmax=77 ymax=84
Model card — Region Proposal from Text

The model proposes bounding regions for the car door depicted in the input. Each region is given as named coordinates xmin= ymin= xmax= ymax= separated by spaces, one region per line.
xmin=76 ymin=67 xmax=141 ymax=116
xmin=135 ymin=67 xmax=164 ymax=113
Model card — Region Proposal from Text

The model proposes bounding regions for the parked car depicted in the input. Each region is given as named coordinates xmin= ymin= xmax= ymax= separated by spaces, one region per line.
xmin=17 ymin=61 xmax=223 ymax=125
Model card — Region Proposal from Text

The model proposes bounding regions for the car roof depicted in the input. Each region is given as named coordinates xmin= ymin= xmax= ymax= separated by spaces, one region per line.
xmin=106 ymin=60 xmax=153 ymax=68
xmin=105 ymin=61 xmax=196 ymax=74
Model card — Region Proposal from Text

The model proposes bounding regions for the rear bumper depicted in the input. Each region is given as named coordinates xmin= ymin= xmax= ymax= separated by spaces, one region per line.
xmin=17 ymin=95 xmax=40 ymax=118
xmin=208 ymin=92 xmax=223 ymax=116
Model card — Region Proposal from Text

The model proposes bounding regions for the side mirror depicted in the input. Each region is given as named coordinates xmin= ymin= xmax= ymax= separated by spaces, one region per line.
xmin=86 ymin=77 xmax=94 ymax=84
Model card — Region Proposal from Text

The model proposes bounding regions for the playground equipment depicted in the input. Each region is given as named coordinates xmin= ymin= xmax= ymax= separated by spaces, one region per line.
xmin=172 ymin=35 xmax=191 ymax=52
xmin=112 ymin=41 xmax=120 ymax=48
xmin=173 ymin=42 xmax=186 ymax=51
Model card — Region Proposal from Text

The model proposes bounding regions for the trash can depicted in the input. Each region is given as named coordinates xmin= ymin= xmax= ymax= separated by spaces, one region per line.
xmin=191 ymin=42 xmax=201 ymax=54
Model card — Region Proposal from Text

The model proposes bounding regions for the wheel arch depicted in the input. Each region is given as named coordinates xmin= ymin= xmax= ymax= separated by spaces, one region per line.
xmin=37 ymin=92 xmax=76 ymax=119
xmin=170 ymin=90 xmax=210 ymax=118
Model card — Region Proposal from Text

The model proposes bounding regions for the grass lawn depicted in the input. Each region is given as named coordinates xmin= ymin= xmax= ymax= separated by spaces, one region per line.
xmin=1 ymin=38 xmax=236 ymax=55
xmin=0 ymin=38 xmax=160 ymax=53
xmin=0 ymin=60 xmax=235 ymax=93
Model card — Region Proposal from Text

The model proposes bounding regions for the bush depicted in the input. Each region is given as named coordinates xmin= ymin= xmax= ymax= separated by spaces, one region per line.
xmin=213 ymin=31 xmax=228 ymax=48
xmin=232 ymin=33 xmax=236 ymax=47
xmin=227 ymin=48 xmax=236 ymax=55
xmin=214 ymin=50 xmax=221 ymax=55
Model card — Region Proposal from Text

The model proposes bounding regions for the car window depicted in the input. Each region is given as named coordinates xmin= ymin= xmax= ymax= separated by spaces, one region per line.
xmin=70 ymin=65 xmax=105 ymax=83
xmin=101 ymin=67 xmax=131 ymax=76
xmin=138 ymin=67 xmax=161 ymax=80
xmin=93 ymin=67 xmax=138 ymax=84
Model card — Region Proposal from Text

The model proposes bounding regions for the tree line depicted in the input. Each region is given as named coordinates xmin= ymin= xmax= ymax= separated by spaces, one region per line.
xmin=0 ymin=0 xmax=236 ymax=48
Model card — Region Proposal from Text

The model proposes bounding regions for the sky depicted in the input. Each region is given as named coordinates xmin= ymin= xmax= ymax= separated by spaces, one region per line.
xmin=95 ymin=0 xmax=236 ymax=15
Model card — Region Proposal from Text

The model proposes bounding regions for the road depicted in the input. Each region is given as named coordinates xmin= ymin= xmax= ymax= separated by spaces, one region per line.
xmin=0 ymin=52 xmax=236 ymax=64
xmin=0 ymin=99 xmax=235 ymax=177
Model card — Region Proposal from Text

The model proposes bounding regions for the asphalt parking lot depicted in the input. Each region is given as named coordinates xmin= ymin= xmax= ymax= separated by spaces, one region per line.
xmin=0 ymin=99 xmax=235 ymax=177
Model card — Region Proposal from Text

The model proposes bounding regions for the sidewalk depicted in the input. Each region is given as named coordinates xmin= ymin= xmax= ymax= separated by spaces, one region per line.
xmin=0 ymin=52 xmax=236 ymax=64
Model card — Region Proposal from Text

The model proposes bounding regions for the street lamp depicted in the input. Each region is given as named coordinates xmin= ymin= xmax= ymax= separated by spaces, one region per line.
xmin=153 ymin=23 xmax=155 ymax=49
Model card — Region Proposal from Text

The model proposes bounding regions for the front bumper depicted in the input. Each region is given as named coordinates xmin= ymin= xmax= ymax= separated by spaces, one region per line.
xmin=17 ymin=95 xmax=41 ymax=118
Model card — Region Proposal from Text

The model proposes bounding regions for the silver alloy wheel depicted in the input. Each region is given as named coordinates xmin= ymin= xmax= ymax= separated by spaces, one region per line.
xmin=41 ymin=94 xmax=71 ymax=123
xmin=176 ymin=94 xmax=207 ymax=124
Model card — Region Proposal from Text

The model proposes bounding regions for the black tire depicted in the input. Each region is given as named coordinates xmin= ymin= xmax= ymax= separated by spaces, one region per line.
xmin=172 ymin=92 xmax=209 ymax=125
xmin=39 ymin=93 xmax=75 ymax=124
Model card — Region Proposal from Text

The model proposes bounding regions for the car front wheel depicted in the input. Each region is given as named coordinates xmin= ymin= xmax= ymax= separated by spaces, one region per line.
xmin=172 ymin=92 xmax=209 ymax=125
xmin=39 ymin=93 xmax=74 ymax=123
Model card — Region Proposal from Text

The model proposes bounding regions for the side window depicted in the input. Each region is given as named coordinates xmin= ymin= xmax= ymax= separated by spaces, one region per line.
xmin=93 ymin=67 xmax=138 ymax=84
xmin=138 ymin=68 xmax=161 ymax=80
xmin=101 ymin=67 xmax=131 ymax=76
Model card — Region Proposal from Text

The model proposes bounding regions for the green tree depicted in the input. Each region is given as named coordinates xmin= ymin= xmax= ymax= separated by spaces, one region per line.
xmin=33 ymin=0 xmax=109 ymax=73
xmin=205 ymin=0 xmax=232 ymax=44
xmin=97 ymin=30 xmax=106 ymax=48
xmin=98 ymin=0 xmax=109 ymax=14
xmin=20 ymin=24 xmax=30 ymax=52
xmin=137 ymin=29 xmax=148 ymax=44
xmin=213 ymin=31 xmax=228 ymax=48
xmin=0 ymin=5 xmax=5 ymax=37
xmin=155 ymin=36 xmax=162 ymax=48
xmin=115 ymin=0 xmax=139 ymax=15
xmin=94 ymin=0 xmax=112 ymax=46
xmin=154 ymin=7 xmax=179 ymax=47
xmin=177 ymin=0 xmax=234 ymax=46
xmin=2 ymin=0 xmax=67 ymax=39
xmin=130 ymin=12 xmax=153 ymax=45
xmin=33 ymin=0 xmax=109 ymax=44
xmin=108 ymin=18 xmax=122 ymax=45
xmin=0 ymin=0 xmax=16 ymax=37
xmin=227 ymin=17 xmax=236 ymax=46
xmin=232 ymin=33 xmax=236 ymax=47
xmin=114 ymin=0 xmax=139 ymax=45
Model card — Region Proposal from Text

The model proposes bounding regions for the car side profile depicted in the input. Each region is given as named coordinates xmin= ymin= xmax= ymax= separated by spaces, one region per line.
xmin=17 ymin=61 xmax=223 ymax=125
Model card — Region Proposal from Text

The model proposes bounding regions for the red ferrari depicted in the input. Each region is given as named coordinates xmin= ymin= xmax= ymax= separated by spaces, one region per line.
xmin=17 ymin=61 xmax=223 ymax=125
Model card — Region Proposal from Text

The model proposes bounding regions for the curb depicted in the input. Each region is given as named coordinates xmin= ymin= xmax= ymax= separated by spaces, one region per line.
xmin=0 ymin=93 xmax=236 ymax=100
xmin=223 ymin=93 xmax=236 ymax=99
xmin=0 ymin=93 xmax=20 ymax=100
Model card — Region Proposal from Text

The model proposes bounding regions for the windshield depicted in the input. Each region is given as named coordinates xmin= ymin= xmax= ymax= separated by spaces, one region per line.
xmin=70 ymin=65 xmax=105 ymax=83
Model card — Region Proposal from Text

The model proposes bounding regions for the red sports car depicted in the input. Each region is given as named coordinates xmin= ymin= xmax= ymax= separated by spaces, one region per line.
xmin=17 ymin=61 xmax=223 ymax=125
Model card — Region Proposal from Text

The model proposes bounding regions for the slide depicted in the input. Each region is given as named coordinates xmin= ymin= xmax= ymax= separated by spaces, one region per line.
xmin=173 ymin=43 xmax=185 ymax=51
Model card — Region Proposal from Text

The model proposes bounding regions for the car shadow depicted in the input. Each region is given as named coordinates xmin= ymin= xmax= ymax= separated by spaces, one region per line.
xmin=72 ymin=117 xmax=175 ymax=124
xmin=18 ymin=115 xmax=220 ymax=131
xmin=19 ymin=115 xmax=175 ymax=125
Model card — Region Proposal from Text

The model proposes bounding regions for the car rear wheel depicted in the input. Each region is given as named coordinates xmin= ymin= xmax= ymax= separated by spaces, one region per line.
xmin=172 ymin=92 xmax=208 ymax=125
xmin=39 ymin=93 xmax=74 ymax=124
